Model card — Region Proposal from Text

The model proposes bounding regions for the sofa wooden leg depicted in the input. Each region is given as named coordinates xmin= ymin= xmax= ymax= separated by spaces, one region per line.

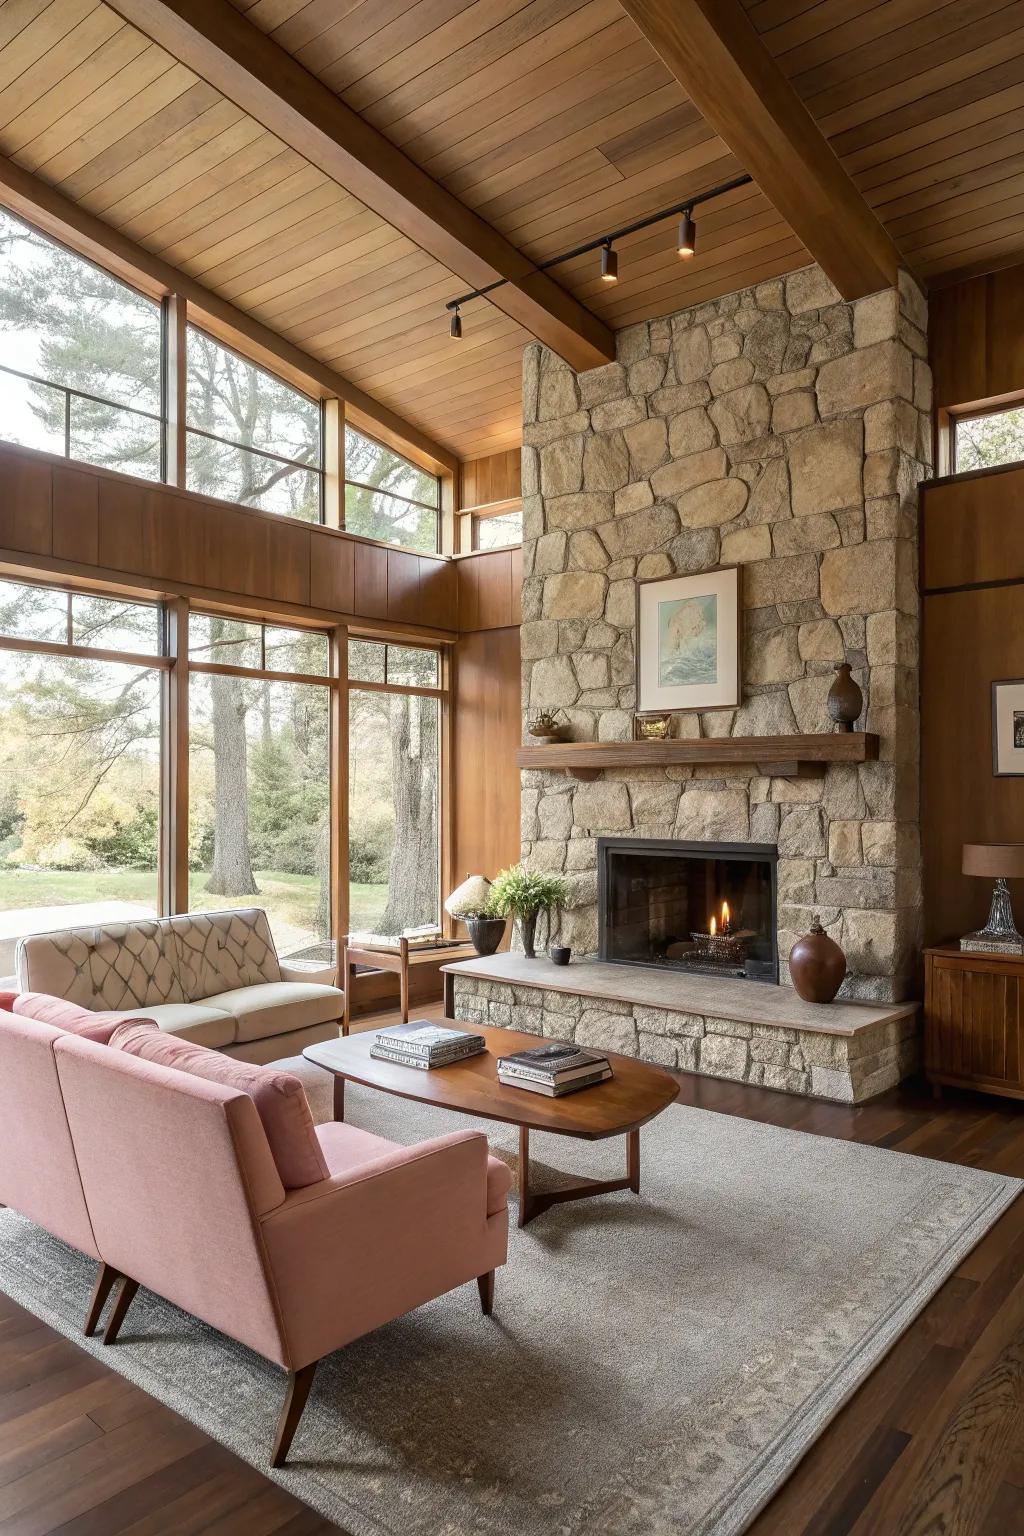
xmin=84 ymin=1262 xmax=123 ymax=1337
xmin=272 ymin=1361 xmax=318 ymax=1467
xmin=477 ymin=1270 xmax=495 ymax=1316
xmin=102 ymin=1277 xmax=139 ymax=1344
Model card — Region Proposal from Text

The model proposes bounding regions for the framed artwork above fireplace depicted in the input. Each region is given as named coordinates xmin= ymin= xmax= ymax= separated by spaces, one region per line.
xmin=635 ymin=565 xmax=741 ymax=715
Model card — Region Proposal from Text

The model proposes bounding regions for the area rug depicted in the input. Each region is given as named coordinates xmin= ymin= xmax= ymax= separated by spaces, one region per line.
xmin=0 ymin=1090 xmax=1018 ymax=1536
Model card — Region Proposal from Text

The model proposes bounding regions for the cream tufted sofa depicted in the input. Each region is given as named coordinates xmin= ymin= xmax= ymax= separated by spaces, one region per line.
xmin=15 ymin=909 xmax=343 ymax=1065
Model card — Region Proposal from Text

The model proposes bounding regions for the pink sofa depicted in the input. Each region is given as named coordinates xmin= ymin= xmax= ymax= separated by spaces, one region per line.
xmin=0 ymin=1004 xmax=511 ymax=1464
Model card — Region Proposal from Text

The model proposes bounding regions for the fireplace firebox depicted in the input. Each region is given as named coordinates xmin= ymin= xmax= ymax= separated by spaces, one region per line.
xmin=597 ymin=837 xmax=778 ymax=983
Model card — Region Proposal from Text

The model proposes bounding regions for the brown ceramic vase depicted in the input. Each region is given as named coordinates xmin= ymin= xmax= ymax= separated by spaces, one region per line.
xmin=788 ymin=916 xmax=846 ymax=1003
xmin=827 ymin=662 xmax=863 ymax=732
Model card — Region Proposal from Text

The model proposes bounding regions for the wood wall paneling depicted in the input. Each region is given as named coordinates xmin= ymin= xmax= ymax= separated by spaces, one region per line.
xmin=931 ymin=263 xmax=1024 ymax=411
xmin=452 ymin=625 xmax=521 ymax=892
xmin=455 ymin=548 xmax=521 ymax=632
xmin=921 ymin=471 xmax=1024 ymax=946
xmin=461 ymin=448 xmax=522 ymax=510
xmin=0 ymin=443 xmax=456 ymax=637
xmin=922 ymin=463 xmax=1024 ymax=592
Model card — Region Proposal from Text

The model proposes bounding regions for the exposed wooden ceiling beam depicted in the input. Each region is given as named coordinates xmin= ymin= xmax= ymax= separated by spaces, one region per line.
xmin=0 ymin=155 xmax=457 ymax=475
xmin=618 ymin=0 xmax=902 ymax=300
xmin=103 ymin=0 xmax=615 ymax=372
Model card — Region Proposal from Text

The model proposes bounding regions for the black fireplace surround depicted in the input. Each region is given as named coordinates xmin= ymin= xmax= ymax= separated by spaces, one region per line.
xmin=597 ymin=837 xmax=779 ymax=984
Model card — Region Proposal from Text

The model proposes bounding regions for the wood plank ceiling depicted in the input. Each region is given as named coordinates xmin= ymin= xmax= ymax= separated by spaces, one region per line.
xmin=0 ymin=0 xmax=1022 ymax=460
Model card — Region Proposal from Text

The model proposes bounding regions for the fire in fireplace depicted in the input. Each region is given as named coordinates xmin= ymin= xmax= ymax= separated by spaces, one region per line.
xmin=597 ymin=837 xmax=778 ymax=983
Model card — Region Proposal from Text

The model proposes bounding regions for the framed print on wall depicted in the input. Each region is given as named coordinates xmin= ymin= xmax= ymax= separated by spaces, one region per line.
xmin=992 ymin=678 xmax=1024 ymax=776
xmin=635 ymin=565 xmax=741 ymax=715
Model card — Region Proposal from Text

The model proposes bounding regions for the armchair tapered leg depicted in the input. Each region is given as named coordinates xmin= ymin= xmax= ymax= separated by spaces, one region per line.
xmin=477 ymin=1270 xmax=495 ymax=1316
xmin=84 ymin=1262 xmax=123 ymax=1337
xmin=272 ymin=1361 xmax=318 ymax=1467
xmin=102 ymin=1277 xmax=139 ymax=1344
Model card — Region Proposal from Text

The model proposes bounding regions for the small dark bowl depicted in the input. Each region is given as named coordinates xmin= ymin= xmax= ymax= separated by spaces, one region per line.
xmin=549 ymin=946 xmax=572 ymax=966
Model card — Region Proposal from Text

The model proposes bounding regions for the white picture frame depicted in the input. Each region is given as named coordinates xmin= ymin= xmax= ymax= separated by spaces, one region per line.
xmin=635 ymin=566 xmax=741 ymax=716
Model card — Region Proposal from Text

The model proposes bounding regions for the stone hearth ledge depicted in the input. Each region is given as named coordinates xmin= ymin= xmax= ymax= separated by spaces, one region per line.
xmin=443 ymin=955 xmax=919 ymax=1104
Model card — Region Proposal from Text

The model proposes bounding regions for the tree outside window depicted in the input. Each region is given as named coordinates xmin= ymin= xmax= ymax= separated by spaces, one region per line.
xmin=954 ymin=405 xmax=1024 ymax=473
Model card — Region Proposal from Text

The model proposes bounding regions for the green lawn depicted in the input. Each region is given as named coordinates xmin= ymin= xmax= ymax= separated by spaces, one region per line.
xmin=0 ymin=868 xmax=388 ymax=952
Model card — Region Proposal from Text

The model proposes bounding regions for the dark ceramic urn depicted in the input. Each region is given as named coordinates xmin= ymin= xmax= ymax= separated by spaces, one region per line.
xmin=789 ymin=915 xmax=847 ymax=1003
xmin=827 ymin=662 xmax=863 ymax=732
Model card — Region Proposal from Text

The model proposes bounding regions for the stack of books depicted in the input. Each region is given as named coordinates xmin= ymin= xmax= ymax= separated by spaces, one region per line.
xmin=496 ymin=1041 xmax=613 ymax=1097
xmin=370 ymin=1021 xmax=486 ymax=1070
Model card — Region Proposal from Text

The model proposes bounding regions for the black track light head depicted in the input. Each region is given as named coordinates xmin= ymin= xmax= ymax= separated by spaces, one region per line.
xmin=449 ymin=304 xmax=462 ymax=339
xmin=677 ymin=210 xmax=696 ymax=259
xmin=600 ymin=241 xmax=618 ymax=282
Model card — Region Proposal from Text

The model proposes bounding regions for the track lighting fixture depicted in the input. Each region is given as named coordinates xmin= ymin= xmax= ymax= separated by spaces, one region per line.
xmin=443 ymin=172 xmax=749 ymax=332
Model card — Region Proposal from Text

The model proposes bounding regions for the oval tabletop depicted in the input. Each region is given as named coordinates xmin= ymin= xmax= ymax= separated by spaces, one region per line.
xmin=303 ymin=1021 xmax=679 ymax=1140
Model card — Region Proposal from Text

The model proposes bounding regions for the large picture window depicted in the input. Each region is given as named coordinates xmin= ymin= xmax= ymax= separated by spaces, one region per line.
xmin=0 ymin=580 xmax=165 ymax=981
xmin=187 ymin=616 xmax=332 ymax=958
xmin=345 ymin=426 xmax=439 ymax=553
xmin=0 ymin=210 xmax=162 ymax=479
xmin=185 ymin=329 xmax=324 ymax=520
xmin=348 ymin=640 xmax=441 ymax=936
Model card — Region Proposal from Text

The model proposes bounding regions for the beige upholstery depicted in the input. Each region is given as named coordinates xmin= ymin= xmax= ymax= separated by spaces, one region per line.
xmin=223 ymin=1021 xmax=340 ymax=1067
xmin=16 ymin=909 xmax=343 ymax=1059
xmin=105 ymin=1002 xmax=237 ymax=1050
xmin=204 ymin=981 xmax=342 ymax=1044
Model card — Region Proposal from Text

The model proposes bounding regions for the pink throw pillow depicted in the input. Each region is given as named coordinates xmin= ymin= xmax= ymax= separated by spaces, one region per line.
xmin=109 ymin=1021 xmax=329 ymax=1190
xmin=12 ymin=991 xmax=141 ymax=1045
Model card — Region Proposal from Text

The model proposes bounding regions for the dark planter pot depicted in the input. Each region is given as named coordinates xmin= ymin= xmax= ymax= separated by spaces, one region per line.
xmin=789 ymin=916 xmax=847 ymax=1003
xmin=550 ymin=946 xmax=572 ymax=966
xmin=466 ymin=916 xmax=507 ymax=957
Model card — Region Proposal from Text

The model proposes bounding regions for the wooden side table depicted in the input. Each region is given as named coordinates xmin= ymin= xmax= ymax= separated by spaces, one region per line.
xmin=341 ymin=938 xmax=410 ymax=1035
xmin=924 ymin=943 xmax=1024 ymax=1101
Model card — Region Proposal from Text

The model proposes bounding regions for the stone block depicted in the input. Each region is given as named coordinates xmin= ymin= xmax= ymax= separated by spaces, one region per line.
xmin=676 ymin=787 xmax=750 ymax=841
xmin=789 ymin=417 xmax=864 ymax=516
xmin=630 ymin=781 xmax=680 ymax=824
xmin=675 ymin=476 xmax=748 ymax=527
xmin=573 ymin=779 xmax=632 ymax=831
xmin=623 ymin=417 xmax=668 ymax=476
xmin=709 ymin=357 xmax=755 ymax=394
xmin=545 ymin=491 xmax=614 ymax=530
xmin=578 ymin=363 xmax=626 ymax=406
xmin=699 ymin=1033 xmax=750 ymax=1081
xmin=603 ymin=504 xmax=680 ymax=557
xmin=772 ymin=512 xmax=841 ymax=556
xmin=721 ymin=524 xmax=771 ymax=563
xmin=592 ymin=397 xmax=646 ymax=432
xmin=652 ymin=447 xmax=728 ymax=499
xmin=820 ymin=541 xmax=896 ymax=616
xmin=709 ymin=383 xmax=771 ymax=444
xmin=746 ymin=458 xmax=791 ymax=524
xmin=583 ymin=432 xmax=630 ymax=492
xmin=771 ymin=390 xmax=817 ymax=433
xmin=743 ymin=553 xmax=819 ymax=606
xmin=538 ymin=792 xmax=573 ymax=839
xmin=577 ymin=1010 xmax=638 ymax=1056
xmin=816 ymin=340 xmax=914 ymax=417
xmin=528 ymin=654 xmax=579 ymax=708
xmin=568 ymin=530 xmax=610 ymax=571
xmin=673 ymin=325 xmax=711 ymax=383
xmin=786 ymin=266 xmax=842 ymax=313
xmin=828 ymin=820 xmax=862 ymax=866
xmin=853 ymin=290 xmax=899 ymax=348
xmin=668 ymin=406 xmax=717 ymax=459
xmin=745 ymin=626 xmax=802 ymax=685
xmin=798 ymin=618 xmax=845 ymax=662
xmin=778 ymin=805 xmax=826 ymax=857
xmin=540 ymin=435 xmax=584 ymax=495
xmin=628 ymin=356 xmax=667 ymax=396
xmin=538 ymin=365 xmax=580 ymax=421
xmin=543 ymin=571 xmax=607 ymax=619
xmin=788 ymin=672 xmax=832 ymax=733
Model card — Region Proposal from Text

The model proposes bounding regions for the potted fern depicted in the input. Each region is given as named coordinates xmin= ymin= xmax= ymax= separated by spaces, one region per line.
xmin=488 ymin=865 xmax=568 ymax=959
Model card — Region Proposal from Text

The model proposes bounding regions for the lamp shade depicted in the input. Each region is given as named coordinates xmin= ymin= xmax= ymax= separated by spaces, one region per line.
xmin=962 ymin=843 xmax=1024 ymax=878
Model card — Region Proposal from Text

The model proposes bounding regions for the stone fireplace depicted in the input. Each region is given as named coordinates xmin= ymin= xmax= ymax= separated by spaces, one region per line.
xmin=450 ymin=261 xmax=930 ymax=1101
xmin=598 ymin=837 xmax=778 ymax=983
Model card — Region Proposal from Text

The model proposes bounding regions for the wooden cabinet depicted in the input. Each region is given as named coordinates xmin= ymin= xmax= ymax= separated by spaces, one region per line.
xmin=924 ymin=945 xmax=1024 ymax=1100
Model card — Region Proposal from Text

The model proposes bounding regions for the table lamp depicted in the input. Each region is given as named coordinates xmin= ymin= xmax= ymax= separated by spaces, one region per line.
xmin=961 ymin=843 xmax=1024 ymax=953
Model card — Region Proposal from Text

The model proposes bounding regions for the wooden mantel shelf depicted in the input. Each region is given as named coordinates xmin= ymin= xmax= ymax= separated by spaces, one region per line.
xmin=516 ymin=732 xmax=879 ymax=781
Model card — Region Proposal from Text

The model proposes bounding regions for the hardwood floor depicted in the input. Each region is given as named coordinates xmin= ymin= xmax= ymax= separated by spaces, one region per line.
xmin=0 ymin=1001 xmax=1021 ymax=1535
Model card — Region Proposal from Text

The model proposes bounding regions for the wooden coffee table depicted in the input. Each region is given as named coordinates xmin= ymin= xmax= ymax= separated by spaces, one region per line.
xmin=304 ymin=1022 xmax=678 ymax=1227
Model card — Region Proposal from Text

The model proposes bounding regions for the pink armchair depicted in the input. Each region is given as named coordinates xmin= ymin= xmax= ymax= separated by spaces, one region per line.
xmin=53 ymin=1033 xmax=511 ymax=1465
